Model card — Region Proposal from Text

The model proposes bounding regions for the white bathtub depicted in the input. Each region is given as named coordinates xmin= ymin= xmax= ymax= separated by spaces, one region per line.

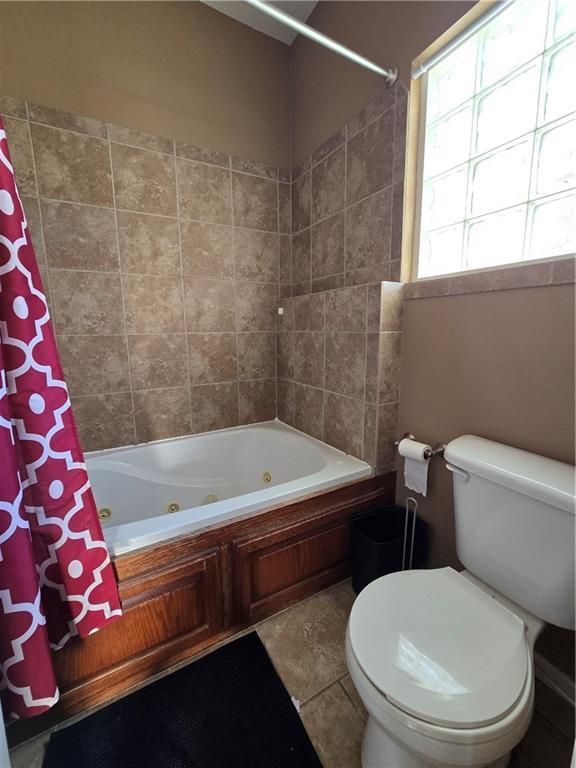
xmin=86 ymin=420 xmax=372 ymax=556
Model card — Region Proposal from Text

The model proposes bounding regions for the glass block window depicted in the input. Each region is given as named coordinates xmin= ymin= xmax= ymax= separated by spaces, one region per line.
xmin=416 ymin=0 xmax=576 ymax=278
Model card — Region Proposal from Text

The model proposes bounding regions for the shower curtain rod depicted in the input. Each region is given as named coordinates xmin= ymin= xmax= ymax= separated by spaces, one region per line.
xmin=243 ymin=0 xmax=398 ymax=85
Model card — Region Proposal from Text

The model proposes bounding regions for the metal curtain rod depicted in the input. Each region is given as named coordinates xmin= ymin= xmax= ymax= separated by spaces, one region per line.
xmin=244 ymin=0 xmax=398 ymax=86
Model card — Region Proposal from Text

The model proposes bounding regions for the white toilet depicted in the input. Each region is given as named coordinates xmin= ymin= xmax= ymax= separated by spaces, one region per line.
xmin=346 ymin=435 xmax=575 ymax=768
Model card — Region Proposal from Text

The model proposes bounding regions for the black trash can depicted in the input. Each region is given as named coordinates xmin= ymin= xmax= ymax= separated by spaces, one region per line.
xmin=351 ymin=505 xmax=428 ymax=594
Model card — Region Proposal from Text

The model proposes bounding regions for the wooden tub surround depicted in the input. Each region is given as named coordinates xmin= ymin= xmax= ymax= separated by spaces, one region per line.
xmin=8 ymin=472 xmax=395 ymax=746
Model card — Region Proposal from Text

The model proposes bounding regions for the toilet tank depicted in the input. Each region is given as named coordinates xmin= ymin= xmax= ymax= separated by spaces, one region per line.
xmin=445 ymin=436 xmax=575 ymax=630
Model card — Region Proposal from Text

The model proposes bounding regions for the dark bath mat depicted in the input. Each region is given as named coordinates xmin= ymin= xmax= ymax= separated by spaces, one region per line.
xmin=43 ymin=632 xmax=322 ymax=768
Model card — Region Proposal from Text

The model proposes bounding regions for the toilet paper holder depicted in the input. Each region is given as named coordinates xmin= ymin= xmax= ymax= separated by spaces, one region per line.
xmin=394 ymin=432 xmax=446 ymax=460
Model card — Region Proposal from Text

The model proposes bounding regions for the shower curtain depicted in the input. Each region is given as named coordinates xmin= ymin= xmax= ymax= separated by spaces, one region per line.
xmin=0 ymin=116 xmax=122 ymax=720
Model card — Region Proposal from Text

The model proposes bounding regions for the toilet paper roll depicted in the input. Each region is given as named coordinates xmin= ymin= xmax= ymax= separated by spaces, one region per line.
xmin=398 ymin=438 xmax=430 ymax=496
xmin=398 ymin=438 xmax=431 ymax=462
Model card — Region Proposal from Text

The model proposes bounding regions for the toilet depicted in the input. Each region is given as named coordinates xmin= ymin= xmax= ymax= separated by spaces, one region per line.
xmin=346 ymin=435 xmax=575 ymax=768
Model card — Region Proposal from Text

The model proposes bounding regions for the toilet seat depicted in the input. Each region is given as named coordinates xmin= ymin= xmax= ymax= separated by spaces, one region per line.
xmin=346 ymin=631 xmax=534 ymax=768
xmin=348 ymin=567 xmax=529 ymax=729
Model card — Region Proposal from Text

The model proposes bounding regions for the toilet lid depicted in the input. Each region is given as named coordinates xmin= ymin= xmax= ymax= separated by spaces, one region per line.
xmin=348 ymin=567 xmax=529 ymax=728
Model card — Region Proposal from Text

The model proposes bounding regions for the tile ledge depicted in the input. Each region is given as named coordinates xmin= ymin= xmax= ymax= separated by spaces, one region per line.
xmin=403 ymin=256 xmax=575 ymax=300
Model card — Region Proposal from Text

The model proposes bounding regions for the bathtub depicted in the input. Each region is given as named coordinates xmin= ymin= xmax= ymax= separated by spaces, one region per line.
xmin=86 ymin=420 xmax=372 ymax=556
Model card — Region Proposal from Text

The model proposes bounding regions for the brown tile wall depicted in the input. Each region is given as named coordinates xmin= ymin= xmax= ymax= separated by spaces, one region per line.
xmin=286 ymin=81 xmax=407 ymax=295
xmin=1 ymin=82 xmax=405 ymax=467
xmin=277 ymin=81 xmax=407 ymax=467
xmin=1 ymin=95 xmax=289 ymax=452
xmin=276 ymin=283 xmax=403 ymax=469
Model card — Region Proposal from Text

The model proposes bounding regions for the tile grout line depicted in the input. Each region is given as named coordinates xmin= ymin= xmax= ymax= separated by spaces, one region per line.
xmin=292 ymin=278 xmax=386 ymax=301
xmin=230 ymin=155 xmax=242 ymax=427
xmin=307 ymin=165 xmax=313 ymax=293
xmin=288 ymin=175 xmax=293 ymax=298
xmin=192 ymin=153 xmax=281 ymax=181
xmin=321 ymin=292 xmax=326 ymax=441
xmin=343 ymin=121 xmax=349 ymax=285
xmin=371 ymin=285 xmax=384 ymax=467
xmin=36 ymin=263 xmax=282 ymax=284
xmin=255 ymin=577 xmax=352 ymax=625
xmin=336 ymin=676 xmax=367 ymax=721
xmin=309 ymin=163 xmax=326 ymax=440
xmin=26 ymin=108 xmax=55 ymax=337
xmin=21 ymin=116 xmax=109 ymax=144
xmin=361 ymin=283 xmax=369 ymax=461
xmin=290 ymin=155 xmax=310 ymax=184
xmin=48 ymin=330 xmax=280 ymax=338
xmin=106 ymin=123 xmax=138 ymax=445
xmin=17 ymin=193 xmax=287 ymax=237
xmin=288 ymin=175 xmax=296 ymax=424
xmin=276 ymin=185 xmax=289 ymax=419
xmin=287 ymin=378 xmax=395 ymax=408
xmin=345 ymin=118 xmax=364 ymax=458
xmin=290 ymin=298 xmax=296 ymax=424
xmin=310 ymin=134 xmax=346 ymax=172
xmin=388 ymin=98 xmax=397 ymax=270
xmin=294 ymin=329 xmax=372 ymax=335
xmin=256 ymin=584 xmax=354 ymax=709
xmin=275 ymin=175 xmax=280 ymax=418
xmin=296 ymin=673 xmax=354 ymax=712
xmin=291 ymin=178 xmax=397 ymax=238
xmin=173 ymin=140 xmax=196 ymax=435
xmin=69 ymin=376 xmax=278 ymax=401
xmin=107 ymin=135 xmax=174 ymax=158
xmin=348 ymin=99 xmax=396 ymax=142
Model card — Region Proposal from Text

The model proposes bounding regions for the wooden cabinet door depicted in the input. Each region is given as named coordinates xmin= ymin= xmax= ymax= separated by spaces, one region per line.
xmin=53 ymin=546 xmax=225 ymax=713
xmin=233 ymin=515 xmax=351 ymax=623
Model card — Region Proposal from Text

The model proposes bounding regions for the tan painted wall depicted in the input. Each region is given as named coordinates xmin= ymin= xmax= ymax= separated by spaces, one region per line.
xmin=396 ymin=284 xmax=575 ymax=678
xmin=0 ymin=1 xmax=290 ymax=167
xmin=290 ymin=0 xmax=474 ymax=165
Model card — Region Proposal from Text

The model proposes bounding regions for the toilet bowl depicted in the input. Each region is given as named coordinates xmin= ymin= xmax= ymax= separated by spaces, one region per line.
xmin=346 ymin=567 xmax=539 ymax=768
xmin=345 ymin=435 xmax=575 ymax=768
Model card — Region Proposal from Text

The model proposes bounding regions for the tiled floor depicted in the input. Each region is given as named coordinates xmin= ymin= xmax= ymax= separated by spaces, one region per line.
xmin=9 ymin=580 xmax=575 ymax=768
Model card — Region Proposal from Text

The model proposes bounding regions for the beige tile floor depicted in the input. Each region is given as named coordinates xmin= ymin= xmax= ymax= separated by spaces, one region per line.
xmin=257 ymin=581 xmax=366 ymax=767
xmin=9 ymin=579 xmax=575 ymax=768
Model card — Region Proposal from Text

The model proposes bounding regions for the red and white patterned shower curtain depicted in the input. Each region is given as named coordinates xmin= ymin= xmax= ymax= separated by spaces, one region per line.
xmin=0 ymin=116 xmax=122 ymax=719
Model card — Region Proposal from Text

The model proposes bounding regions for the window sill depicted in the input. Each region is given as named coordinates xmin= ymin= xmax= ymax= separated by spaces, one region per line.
xmin=403 ymin=256 xmax=575 ymax=300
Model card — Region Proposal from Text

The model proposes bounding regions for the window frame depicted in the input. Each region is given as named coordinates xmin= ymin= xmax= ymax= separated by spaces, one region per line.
xmin=402 ymin=0 xmax=575 ymax=283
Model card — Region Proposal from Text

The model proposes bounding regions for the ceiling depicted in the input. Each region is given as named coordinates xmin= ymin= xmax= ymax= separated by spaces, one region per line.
xmin=203 ymin=1 xmax=319 ymax=45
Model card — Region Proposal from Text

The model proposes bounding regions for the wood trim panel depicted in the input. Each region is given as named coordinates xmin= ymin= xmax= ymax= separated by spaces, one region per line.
xmin=55 ymin=547 xmax=224 ymax=688
xmin=231 ymin=474 xmax=394 ymax=623
xmin=233 ymin=517 xmax=351 ymax=623
xmin=251 ymin=524 xmax=349 ymax=600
